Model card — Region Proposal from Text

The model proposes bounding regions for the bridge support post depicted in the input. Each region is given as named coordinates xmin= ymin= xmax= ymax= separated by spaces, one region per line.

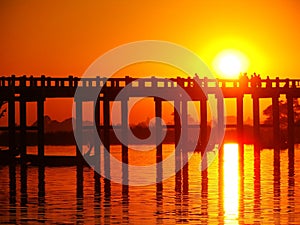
xmin=181 ymin=99 xmax=189 ymax=193
xmin=37 ymin=99 xmax=45 ymax=163
xmin=217 ymin=96 xmax=225 ymax=145
xmin=121 ymin=98 xmax=128 ymax=185
xmin=237 ymin=96 xmax=244 ymax=176
xmin=94 ymin=99 xmax=101 ymax=187
xmin=287 ymin=96 xmax=294 ymax=170
xmin=155 ymin=97 xmax=163 ymax=183
xmin=103 ymin=99 xmax=110 ymax=180
xmin=181 ymin=99 xmax=188 ymax=161
xmin=75 ymin=100 xmax=83 ymax=163
xmin=272 ymin=96 xmax=281 ymax=171
xmin=272 ymin=96 xmax=280 ymax=148
xmin=252 ymin=95 xmax=260 ymax=145
xmin=200 ymin=99 xmax=208 ymax=153
xmin=174 ymin=100 xmax=181 ymax=175
xmin=8 ymin=97 xmax=16 ymax=152
xmin=20 ymin=100 xmax=27 ymax=161
xmin=237 ymin=95 xmax=244 ymax=142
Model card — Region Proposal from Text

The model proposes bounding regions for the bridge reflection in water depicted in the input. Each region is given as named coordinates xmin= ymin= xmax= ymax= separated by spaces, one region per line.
xmin=1 ymin=143 xmax=298 ymax=224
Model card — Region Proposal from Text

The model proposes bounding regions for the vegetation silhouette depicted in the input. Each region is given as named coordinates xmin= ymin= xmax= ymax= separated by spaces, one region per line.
xmin=262 ymin=99 xmax=300 ymax=148
xmin=263 ymin=99 xmax=300 ymax=128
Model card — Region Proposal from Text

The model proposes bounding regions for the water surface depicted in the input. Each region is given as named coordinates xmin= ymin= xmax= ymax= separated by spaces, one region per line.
xmin=0 ymin=144 xmax=299 ymax=224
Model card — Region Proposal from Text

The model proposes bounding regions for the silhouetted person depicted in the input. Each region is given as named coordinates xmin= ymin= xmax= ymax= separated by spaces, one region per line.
xmin=257 ymin=74 xmax=262 ymax=87
xmin=250 ymin=75 xmax=254 ymax=87
xmin=239 ymin=73 xmax=249 ymax=88
xmin=251 ymin=73 xmax=262 ymax=88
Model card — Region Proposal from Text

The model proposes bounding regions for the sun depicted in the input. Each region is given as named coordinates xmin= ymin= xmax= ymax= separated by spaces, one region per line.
xmin=213 ymin=49 xmax=249 ymax=78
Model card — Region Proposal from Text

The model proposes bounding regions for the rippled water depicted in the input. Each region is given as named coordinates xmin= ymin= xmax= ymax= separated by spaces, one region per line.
xmin=0 ymin=144 xmax=300 ymax=224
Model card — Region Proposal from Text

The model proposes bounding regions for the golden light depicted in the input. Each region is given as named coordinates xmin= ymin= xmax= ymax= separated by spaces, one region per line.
xmin=223 ymin=143 xmax=239 ymax=223
xmin=213 ymin=49 xmax=249 ymax=78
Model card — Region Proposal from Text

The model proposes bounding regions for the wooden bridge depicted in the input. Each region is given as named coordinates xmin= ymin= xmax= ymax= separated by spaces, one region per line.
xmin=0 ymin=75 xmax=300 ymax=167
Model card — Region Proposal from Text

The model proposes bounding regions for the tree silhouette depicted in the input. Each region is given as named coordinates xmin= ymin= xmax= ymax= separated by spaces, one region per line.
xmin=263 ymin=99 xmax=300 ymax=128
xmin=0 ymin=101 xmax=7 ymax=119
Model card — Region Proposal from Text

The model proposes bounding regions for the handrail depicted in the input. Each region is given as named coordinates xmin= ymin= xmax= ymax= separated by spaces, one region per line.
xmin=0 ymin=75 xmax=300 ymax=89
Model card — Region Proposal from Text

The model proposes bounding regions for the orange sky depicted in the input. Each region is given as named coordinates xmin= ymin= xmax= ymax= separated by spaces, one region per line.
xmin=0 ymin=0 xmax=300 ymax=123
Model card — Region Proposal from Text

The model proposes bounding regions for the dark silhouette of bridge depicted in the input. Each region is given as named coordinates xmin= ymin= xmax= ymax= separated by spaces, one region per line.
xmin=0 ymin=75 xmax=299 ymax=169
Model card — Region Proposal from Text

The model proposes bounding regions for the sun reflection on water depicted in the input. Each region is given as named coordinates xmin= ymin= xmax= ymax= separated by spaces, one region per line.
xmin=223 ymin=143 xmax=239 ymax=224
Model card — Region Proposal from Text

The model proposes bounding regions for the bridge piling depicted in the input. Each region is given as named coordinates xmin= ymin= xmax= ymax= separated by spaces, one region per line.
xmin=287 ymin=96 xmax=295 ymax=167
xmin=8 ymin=97 xmax=16 ymax=152
xmin=94 ymin=99 xmax=101 ymax=182
xmin=37 ymin=99 xmax=45 ymax=163
xmin=272 ymin=96 xmax=280 ymax=148
xmin=252 ymin=95 xmax=260 ymax=146
xmin=155 ymin=97 xmax=163 ymax=183
xmin=217 ymin=96 xmax=224 ymax=143
xmin=237 ymin=95 xmax=244 ymax=141
xmin=181 ymin=99 xmax=188 ymax=168
xmin=75 ymin=100 xmax=83 ymax=163
xmin=174 ymin=100 xmax=181 ymax=175
xmin=20 ymin=100 xmax=27 ymax=161
xmin=200 ymin=99 xmax=208 ymax=153
xmin=121 ymin=99 xmax=129 ymax=184
xmin=103 ymin=99 xmax=110 ymax=180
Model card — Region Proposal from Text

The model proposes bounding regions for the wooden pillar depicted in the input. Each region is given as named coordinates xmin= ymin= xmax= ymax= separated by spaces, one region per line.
xmin=252 ymin=95 xmax=260 ymax=145
xmin=272 ymin=96 xmax=280 ymax=171
xmin=181 ymin=99 xmax=188 ymax=160
xmin=37 ymin=99 xmax=45 ymax=161
xmin=217 ymin=96 xmax=225 ymax=142
xmin=272 ymin=96 xmax=280 ymax=147
xmin=237 ymin=95 xmax=244 ymax=141
xmin=121 ymin=99 xmax=128 ymax=184
xmin=155 ymin=97 xmax=163 ymax=183
xmin=20 ymin=100 xmax=27 ymax=160
xmin=181 ymin=99 xmax=189 ymax=193
xmin=287 ymin=96 xmax=295 ymax=170
xmin=8 ymin=98 xmax=16 ymax=152
xmin=174 ymin=100 xmax=181 ymax=174
xmin=75 ymin=100 xmax=83 ymax=162
xmin=103 ymin=99 xmax=110 ymax=180
xmin=237 ymin=96 xmax=244 ymax=183
xmin=94 ymin=99 xmax=101 ymax=188
xmin=200 ymin=99 xmax=208 ymax=153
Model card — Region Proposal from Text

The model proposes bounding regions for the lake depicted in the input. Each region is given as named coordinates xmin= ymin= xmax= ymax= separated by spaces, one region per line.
xmin=0 ymin=143 xmax=299 ymax=224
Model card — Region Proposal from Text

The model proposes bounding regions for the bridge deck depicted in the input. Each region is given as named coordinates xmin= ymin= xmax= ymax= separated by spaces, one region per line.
xmin=0 ymin=75 xmax=300 ymax=100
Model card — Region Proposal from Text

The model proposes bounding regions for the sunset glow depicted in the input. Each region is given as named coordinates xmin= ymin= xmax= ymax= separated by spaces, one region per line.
xmin=0 ymin=1 xmax=300 ymax=224
xmin=213 ymin=50 xmax=249 ymax=78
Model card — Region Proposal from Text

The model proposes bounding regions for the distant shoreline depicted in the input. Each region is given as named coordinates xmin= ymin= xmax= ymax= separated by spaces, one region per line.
xmin=0 ymin=125 xmax=299 ymax=150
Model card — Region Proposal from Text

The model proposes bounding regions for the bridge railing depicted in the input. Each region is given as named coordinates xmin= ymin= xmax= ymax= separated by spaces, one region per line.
xmin=0 ymin=75 xmax=300 ymax=89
